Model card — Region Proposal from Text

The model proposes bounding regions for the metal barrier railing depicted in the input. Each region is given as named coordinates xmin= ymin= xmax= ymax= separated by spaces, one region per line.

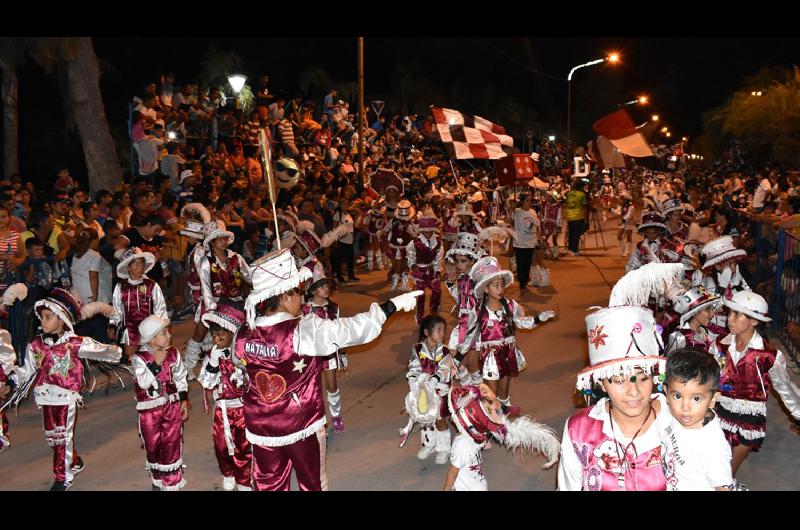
xmin=771 ymin=229 xmax=800 ymax=364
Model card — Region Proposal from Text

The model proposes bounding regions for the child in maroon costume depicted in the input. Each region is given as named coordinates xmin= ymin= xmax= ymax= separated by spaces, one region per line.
xmin=110 ymin=247 xmax=168 ymax=361
xmin=381 ymin=199 xmax=417 ymax=291
xmin=198 ymin=299 xmax=251 ymax=491
xmin=13 ymin=289 xmax=121 ymax=490
xmin=466 ymin=257 xmax=555 ymax=411
xmin=187 ymin=221 xmax=252 ymax=378
xmin=235 ymin=249 xmax=422 ymax=491
xmin=0 ymin=329 xmax=18 ymax=452
xmin=132 ymin=315 xmax=190 ymax=490
xmin=406 ymin=215 xmax=443 ymax=326
xmin=302 ymin=268 xmax=347 ymax=433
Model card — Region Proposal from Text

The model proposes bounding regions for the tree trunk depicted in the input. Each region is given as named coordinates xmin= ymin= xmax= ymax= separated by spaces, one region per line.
xmin=64 ymin=37 xmax=122 ymax=193
xmin=1 ymin=65 xmax=19 ymax=177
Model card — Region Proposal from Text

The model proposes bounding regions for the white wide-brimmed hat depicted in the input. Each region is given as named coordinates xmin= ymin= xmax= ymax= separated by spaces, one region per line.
xmin=453 ymin=203 xmax=477 ymax=218
xmin=723 ymin=290 xmax=771 ymax=322
xmin=116 ymin=247 xmax=156 ymax=279
xmin=700 ymin=235 xmax=747 ymax=270
xmin=203 ymin=220 xmax=235 ymax=251
xmin=638 ymin=212 xmax=667 ymax=232
xmin=416 ymin=215 xmax=440 ymax=232
xmin=138 ymin=315 xmax=171 ymax=344
xmin=661 ymin=198 xmax=684 ymax=216
xmin=445 ymin=232 xmax=485 ymax=263
xmin=674 ymin=287 xmax=722 ymax=325
xmin=471 ymin=256 xmax=513 ymax=299
xmin=395 ymin=200 xmax=416 ymax=220
xmin=245 ymin=249 xmax=313 ymax=327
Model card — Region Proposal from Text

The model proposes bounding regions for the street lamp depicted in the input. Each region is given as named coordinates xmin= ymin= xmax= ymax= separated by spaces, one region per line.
xmin=227 ymin=74 xmax=247 ymax=108
xmin=566 ymin=52 xmax=620 ymax=146
xmin=548 ymin=135 xmax=556 ymax=142
xmin=666 ymin=132 xmax=672 ymax=138
xmin=652 ymin=114 xmax=660 ymax=122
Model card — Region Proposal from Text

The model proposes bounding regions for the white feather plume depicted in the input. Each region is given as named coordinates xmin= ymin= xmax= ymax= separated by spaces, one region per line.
xmin=1 ymin=283 xmax=28 ymax=307
xmin=503 ymin=416 xmax=561 ymax=469
xmin=609 ymin=263 xmax=684 ymax=307
xmin=80 ymin=302 xmax=116 ymax=320
xmin=180 ymin=203 xmax=211 ymax=224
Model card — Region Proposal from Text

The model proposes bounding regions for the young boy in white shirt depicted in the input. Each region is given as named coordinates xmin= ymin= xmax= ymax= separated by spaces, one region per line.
xmin=661 ymin=348 xmax=733 ymax=491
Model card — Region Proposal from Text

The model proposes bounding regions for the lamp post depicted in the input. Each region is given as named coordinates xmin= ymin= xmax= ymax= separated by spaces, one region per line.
xmin=227 ymin=74 xmax=246 ymax=109
xmin=621 ymin=95 xmax=649 ymax=106
xmin=566 ymin=52 xmax=619 ymax=148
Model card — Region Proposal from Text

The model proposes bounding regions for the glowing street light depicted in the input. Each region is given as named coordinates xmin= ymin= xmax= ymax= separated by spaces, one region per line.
xmin=566 ymin=52 xmax=621 ymax=145
xmin=652 ymin=114 xmax=660 ymax=122
xmin=750 ymin=90 xmax=763 ymax=96
xmin=666 ymin=132 xmax=672 ymax=138
xmin=661 ymin=126 xmax=669 ymax=133
xmin=548 ymin=135 xmax=556 ymax=142
xmin=682 ymin=137 xmax=688 ymax=142
xmin=227 ymin=74 xmax=247 ymax=109
xmin=637 ymin=95 xmax=649 ymax=105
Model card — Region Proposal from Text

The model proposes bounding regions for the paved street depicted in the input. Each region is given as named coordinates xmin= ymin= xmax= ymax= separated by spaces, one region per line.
xmin=3 ymin=219 xmax=799 ymax=491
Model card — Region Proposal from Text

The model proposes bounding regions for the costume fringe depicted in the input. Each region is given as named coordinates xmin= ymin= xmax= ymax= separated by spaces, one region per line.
xmin=136 ymin=394 xmax=179 ymax=411
xmin=245 ymin=417 xmax=326 ymax=447
xmin=717 ymin=395 xmax=767 ymax=417
xmin=147 ymin=458 xmax=183 ymax=472
xmin=608 ymin=263 xmax=684 ymax=306
xmin=244 ymin=267 xmax=312 ymax=328
xmin=576 ymin=358 xmax=664 ymax=391
xmin=80 ymin=301 xmax=115 ymax=320
xmin=159 ymin=478 xmax=187 ymax=491
xmin=718 ymin=417 xmax=765 ymax=440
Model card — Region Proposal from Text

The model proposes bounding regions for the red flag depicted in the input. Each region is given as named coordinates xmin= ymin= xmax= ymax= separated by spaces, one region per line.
xmin=593 ymin=109 xmax=654 ymax=158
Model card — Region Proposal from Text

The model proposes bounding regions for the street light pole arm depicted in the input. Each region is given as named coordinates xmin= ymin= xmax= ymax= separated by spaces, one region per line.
xmin=567 ymin=58 xmax=606 ymax=81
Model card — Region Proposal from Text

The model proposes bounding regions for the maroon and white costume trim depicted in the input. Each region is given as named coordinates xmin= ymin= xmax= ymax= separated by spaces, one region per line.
xmin=0 ymin=330 xmax=17 ymax=452
xmin=406 ymin=233 xmax=443 ymax=325
xmin=132 ymin=346 xmax=188 ymax=490
xmin=14 ymin=331 xmax=121 ymax=483
xmin=382 ymin=218 xmax=416 ymax=260
xmin=467 ymin=298 xmax=537 ymax=381
xmin=198 ymin=346 xmax=251 ymax=488
xmin=110 ymin=277 xmax=168 ymax=345
xmin=198 ymin=250 xmax=252 ymax=316
xmin=234 ymin=303 xmax=391 ymax=491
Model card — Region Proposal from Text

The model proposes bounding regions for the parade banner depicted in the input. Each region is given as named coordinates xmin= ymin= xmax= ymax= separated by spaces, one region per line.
xmin=431 ymin=106 xmax=515 ymax=160
xmin=593 ymin=109 xmax=655 ymax=158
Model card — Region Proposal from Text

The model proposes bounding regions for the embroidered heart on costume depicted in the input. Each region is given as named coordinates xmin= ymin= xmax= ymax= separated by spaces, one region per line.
xmin=255 ymin=372 xmax=286 ymax=403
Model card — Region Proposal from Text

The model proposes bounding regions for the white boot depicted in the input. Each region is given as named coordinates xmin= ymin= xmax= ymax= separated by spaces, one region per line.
xmin=367 ymin=250 xmax=374 ymax=271
xmin=417 ymin=426 xmax=436 ymax=460
xmin=236 ymin=484 xmax=252 ymax=491
xmin=540 ymin=268 xmax=551 ymax=287
xmin=185 ymin=339 xmax=202 ymax=381
xmin=401 ymin=273 xmax=412 ymax=292
xmin=435 ymin=428 xmax=452 ymax=465
xmin=469 ymin=372 xmax=483 ymax=385
xmin=391 ymin=273 xmax=399 ymax=290
xmin=222 ymin=476 xmax=236 ymax=491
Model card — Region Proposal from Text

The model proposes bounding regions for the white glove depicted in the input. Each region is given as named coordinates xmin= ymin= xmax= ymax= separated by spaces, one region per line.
xmin=717 ymin=267 xmax=732 ymax=289
xmin=391 ymin=290 xmax=424 ymax=312
xmin=538 ymin=310 xmax=556 ymax=322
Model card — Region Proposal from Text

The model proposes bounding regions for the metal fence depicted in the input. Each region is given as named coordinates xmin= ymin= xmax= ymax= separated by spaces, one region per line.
xmin=771 ymin=230 xmax=800 ymax=363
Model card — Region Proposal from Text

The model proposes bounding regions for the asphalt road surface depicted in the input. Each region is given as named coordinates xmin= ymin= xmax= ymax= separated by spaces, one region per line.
xmin=3 ymin=218 xmax=799 ymax=491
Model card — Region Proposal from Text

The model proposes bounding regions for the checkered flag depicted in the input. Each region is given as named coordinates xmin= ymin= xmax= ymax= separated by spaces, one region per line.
xmin=431 ymin=106 xmax=515 ymax=160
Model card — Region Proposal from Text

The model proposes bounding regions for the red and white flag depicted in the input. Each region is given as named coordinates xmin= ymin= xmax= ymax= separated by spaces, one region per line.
xmin=431 ymin=106 xmax=515 ymax=160
xmin=593 ymin=109 xmax=654 ymax=158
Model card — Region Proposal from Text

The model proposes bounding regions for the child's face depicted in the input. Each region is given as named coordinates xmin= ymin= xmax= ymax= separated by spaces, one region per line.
xmin=211 ymin=236 xmax=229 ymax=253
xmin=293 ymin=242 xmax=308 ymax=259
xmin=30 ymin=244 xmax=44 ymax=258
xmin=313 ymin=283 xmax=331 ymax=300
xmin=426 ymin=323 xmax=447 ymax=345
xmin=644 ymin=228 xmax=660 ymax=241
xmin=39 ymin=308 xmax=65 ymax=335
xmin=692 ymin=306 xmax=714 ymax=328
xmin=128 ymin=257 xmax=147 ymax=279
xmin=453 ymin=255 xmax=474 ymax=275
xmin=665 ymin=377 xmax=719 ymax=429
xmin=149 ymin=327 xmax=172 ymax=350
xmin=486 ymin=278 xmax=505 ymax=301
xmin=727 ymin=310 xmax=757 ymax=336
xmin=210 ymin=327 xmax=233 ymax=349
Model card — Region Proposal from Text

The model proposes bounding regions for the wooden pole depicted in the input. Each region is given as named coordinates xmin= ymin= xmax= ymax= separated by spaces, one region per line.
xmin=358 ymin=37 xmax=365 ymax=186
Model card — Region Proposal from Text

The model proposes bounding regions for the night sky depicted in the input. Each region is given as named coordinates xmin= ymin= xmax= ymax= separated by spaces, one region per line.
xmin=92 ymin=37 xmax=800 ymax=138
xmin=6 ymin=35 xmax=800 ymax=182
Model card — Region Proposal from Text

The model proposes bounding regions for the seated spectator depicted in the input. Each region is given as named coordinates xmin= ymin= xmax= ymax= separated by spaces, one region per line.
xmin=71 ymin=228 xmax=112 ymax=304
xmin=0 ymin=207 xmax=25 ymax=293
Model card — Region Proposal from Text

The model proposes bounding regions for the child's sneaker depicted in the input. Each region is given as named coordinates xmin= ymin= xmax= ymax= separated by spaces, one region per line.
xmin=435 ymin=451 xmax=450 ymax=465
xmin=332 ymin=416 xmax=345 ymax=434
xmin=416 ymin=444 xmax=436 ymax=460
xmin=50 ymin=480 xmax=72 ymax=491
xmin=70 ymin=457 xmax=85 ymax=475
xmin=237 ymin=483 xmax=252 ymax=491
xmin=222 ymin=476 xmax=236 ymax=491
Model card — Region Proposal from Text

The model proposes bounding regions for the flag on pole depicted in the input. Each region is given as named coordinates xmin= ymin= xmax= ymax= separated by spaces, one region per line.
xmin=431 ymin=106 xmax=515 ymax=159
xmin=588 ymin=136 xmax=627 ymax=169
xmin=593 ymin=109 xmax=654 ymax=158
